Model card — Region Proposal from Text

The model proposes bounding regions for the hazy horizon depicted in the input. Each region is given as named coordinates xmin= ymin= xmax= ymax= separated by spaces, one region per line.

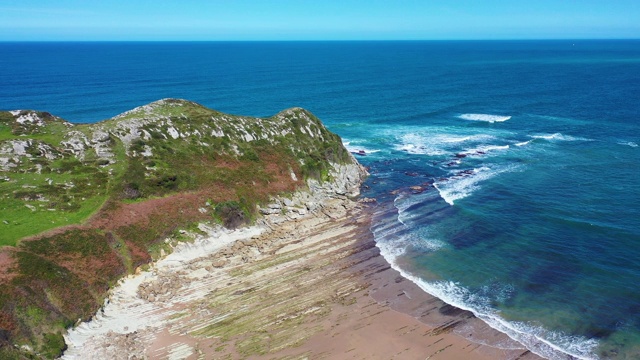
xmin=1 ymin=0 xmax=639 ymax=41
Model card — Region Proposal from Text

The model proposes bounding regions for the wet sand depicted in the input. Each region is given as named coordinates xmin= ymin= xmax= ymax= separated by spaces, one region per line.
xmin=63 ymin=197 xmax=542 ymax=359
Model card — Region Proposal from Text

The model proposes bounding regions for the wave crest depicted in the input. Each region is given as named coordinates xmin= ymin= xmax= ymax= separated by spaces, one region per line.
xmin=395 ymin=133 xmax=496 ymax=156
xmin=530 ymin=133 xmax=590 ymax=142
xmin=434 ymin=165 xmax=517 ymax=205
xmin=342 ymin=140 xmax=381 ymax=155
xmin=618 ymin=141 xmax=638 ymax=148
xmin=459 ymin=113 xmax=512 ymax=123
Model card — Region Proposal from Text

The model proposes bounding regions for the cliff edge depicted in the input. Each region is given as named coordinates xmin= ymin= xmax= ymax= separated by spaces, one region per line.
xmin=0 ymin=99 xmax=366 ymax=359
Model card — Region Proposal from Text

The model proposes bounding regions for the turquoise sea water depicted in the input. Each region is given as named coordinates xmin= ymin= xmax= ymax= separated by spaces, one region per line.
xmin=1 ymin=41 xmax=639 ymax=359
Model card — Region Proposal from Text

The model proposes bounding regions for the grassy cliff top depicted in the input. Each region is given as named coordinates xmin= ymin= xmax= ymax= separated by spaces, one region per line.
xmin=0 ymin=99 xmax=351 ymax=245
xmin=0 ymin=99 xmax=355 ymax=359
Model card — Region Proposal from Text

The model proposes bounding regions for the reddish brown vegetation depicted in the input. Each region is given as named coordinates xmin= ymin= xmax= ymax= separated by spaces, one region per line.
xmin=0 ymin=250 xmax=16 ymax=282
xmin=90 ymin=193 xmax=208 ymax=230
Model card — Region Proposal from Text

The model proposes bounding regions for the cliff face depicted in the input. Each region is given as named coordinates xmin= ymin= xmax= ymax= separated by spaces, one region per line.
xmin=0 ymin=99 xmax=366 ymax=359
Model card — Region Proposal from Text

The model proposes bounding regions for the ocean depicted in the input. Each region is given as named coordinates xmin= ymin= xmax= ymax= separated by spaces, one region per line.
xmin=1 ymin=40 xmax=639 ymax=359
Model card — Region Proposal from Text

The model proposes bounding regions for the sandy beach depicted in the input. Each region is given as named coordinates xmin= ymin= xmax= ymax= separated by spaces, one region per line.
xmin=62 ymin=195 xmax=542 ymax=360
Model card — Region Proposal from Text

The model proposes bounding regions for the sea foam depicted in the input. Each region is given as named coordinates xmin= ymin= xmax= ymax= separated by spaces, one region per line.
xmin=515 ymin=140 xmax=532 ymax=147
xmin=393 ymin=193 xmax=447 ymax=252
xmin=459 ymin=113 xmax=512 ymax=123
xmin=395 ymin=132 xmax=496 ymax=156
xmin=434 ymin=165 xmax=515 ymax=205
xmin=374 ymin=232 xmax=600 ymax=360
xmin=530 ymin=133 xmax=590 ymax=142
xmin=617 ymin=141 xmax=638 ymax=148
xmin=459 ymin=144 xmax=510 ymax=156
xmin=395 ymin=133 xmax=448 ymax=156
xmin=342 ymin=140 xmax=382 ymax=155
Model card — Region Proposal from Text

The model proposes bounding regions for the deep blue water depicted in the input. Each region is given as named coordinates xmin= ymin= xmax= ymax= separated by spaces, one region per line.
xmin=1 ymin=41 xmax=639 ymax=359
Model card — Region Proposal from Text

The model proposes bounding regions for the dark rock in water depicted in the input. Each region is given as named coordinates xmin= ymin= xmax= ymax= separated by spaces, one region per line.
xmin=584 ymin=324 xmax=616 ymax=339
xmin=449 ymin=226 xmax=489 ymax=249
xmin=455 ymin=153 xmax=467 ymax=158
xmin=353 ymin=150 xmax=366 ymax=156
xmin=446 ymin=161 xmax=458 ymax=167
xmin=476 ymin=151 xmax=486 ymax=155
xmin=439 ymin=303 xmax=474 ymax=318
xmin=404 ymin=172 xmax=419 ymax=177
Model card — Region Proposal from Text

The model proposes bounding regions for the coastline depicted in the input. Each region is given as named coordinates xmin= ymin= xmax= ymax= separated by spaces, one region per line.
xmin=62 ymin=194 xmax=541 ymax=359
xmin=4 ymin=41 xmax=639 ymax=360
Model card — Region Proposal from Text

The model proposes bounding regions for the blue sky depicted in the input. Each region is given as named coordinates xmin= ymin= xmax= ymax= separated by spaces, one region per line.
xmin=1 ymin=0 xmax=639 ymax=41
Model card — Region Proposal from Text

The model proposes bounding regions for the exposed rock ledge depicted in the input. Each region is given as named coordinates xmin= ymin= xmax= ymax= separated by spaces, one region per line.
xmin=61 ymin=160 xmax=368 ymax=359
xmin=257 ymin=161 xmax=368 ymax=223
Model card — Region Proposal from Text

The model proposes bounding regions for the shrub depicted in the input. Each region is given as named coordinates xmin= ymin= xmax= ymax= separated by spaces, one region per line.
xmin=122 ymin=182 xmax=142 ymax=199
xmin=129 ymin=139 xmax=146 ymax=153
xmin=214 ymin=201 xmax=249 ymax=229
xmin=155 ymin=175 xmax=179 ymax=190
xmin=40 ymin=332 xmax=66 ymax=358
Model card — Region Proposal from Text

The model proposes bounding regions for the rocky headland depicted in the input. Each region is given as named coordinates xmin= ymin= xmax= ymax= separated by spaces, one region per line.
xmin=0 ymin=100 xmax=540 ymax=360
xmin=0 ymin=99 xmax=363 ymax=358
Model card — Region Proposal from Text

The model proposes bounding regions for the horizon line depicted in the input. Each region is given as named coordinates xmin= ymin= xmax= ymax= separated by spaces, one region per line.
xmin=1 ymin=38 xmax=639 ymax=43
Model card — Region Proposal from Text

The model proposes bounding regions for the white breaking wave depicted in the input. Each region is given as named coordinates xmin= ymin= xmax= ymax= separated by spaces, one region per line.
xmin=395 ymin=133 xmax=449 ymax=156
xmin=395 ymin=133 xmax=496 ymax=156
xmin=618 ymin=141 xmax=638 ymax=148
xmin=342 ymin=140 xmax=381 ymax=155
xmin=439 ymin=134 xmax=496 ymax=143
xmin=387 ymin=229 xmax=445 ymax=253
xmin=396 ymin=143 xmax=434 ymax=155
xmin=515 ymin=140 xmax=532 ymax=147
xmin=479 ymin=144 xmax=510 ymax=152
xmin=459 ymin=113 xmax=512 ymax=123
xmin=459 ymin=144 xmax=510 ymax=156
xmin=393 ymin=193 xmax=425 ymax=222
xmin=434 ymin=165 xmax=517 ymax=206
xmin=374 ymin=237 xmax=600 ymax=360
xmin=530 ymin=133 xmax=590 ymax=142
xmin=416 ymin=278 xmax=599 ymax=360
xmin=392 ymin=196 xmax=447 ymax=253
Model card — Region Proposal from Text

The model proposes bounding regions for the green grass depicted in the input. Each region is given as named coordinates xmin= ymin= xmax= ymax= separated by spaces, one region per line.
xmin=110 ymin=233 xmax=133 ymax=273
xmin=0 ymin=171 xmax=109 ymax=245
xmin=0 ymin=124 xmax=14 ymax=141
xmin=23 ymin=123 xmax=71 ymax=144
xmin=40 ymin=332 xmax=66 ymax=358
xmin=0 ymin=194 xmax=108 ymax=246
xmin=0 ymin=114 xmax=125 ymax=245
